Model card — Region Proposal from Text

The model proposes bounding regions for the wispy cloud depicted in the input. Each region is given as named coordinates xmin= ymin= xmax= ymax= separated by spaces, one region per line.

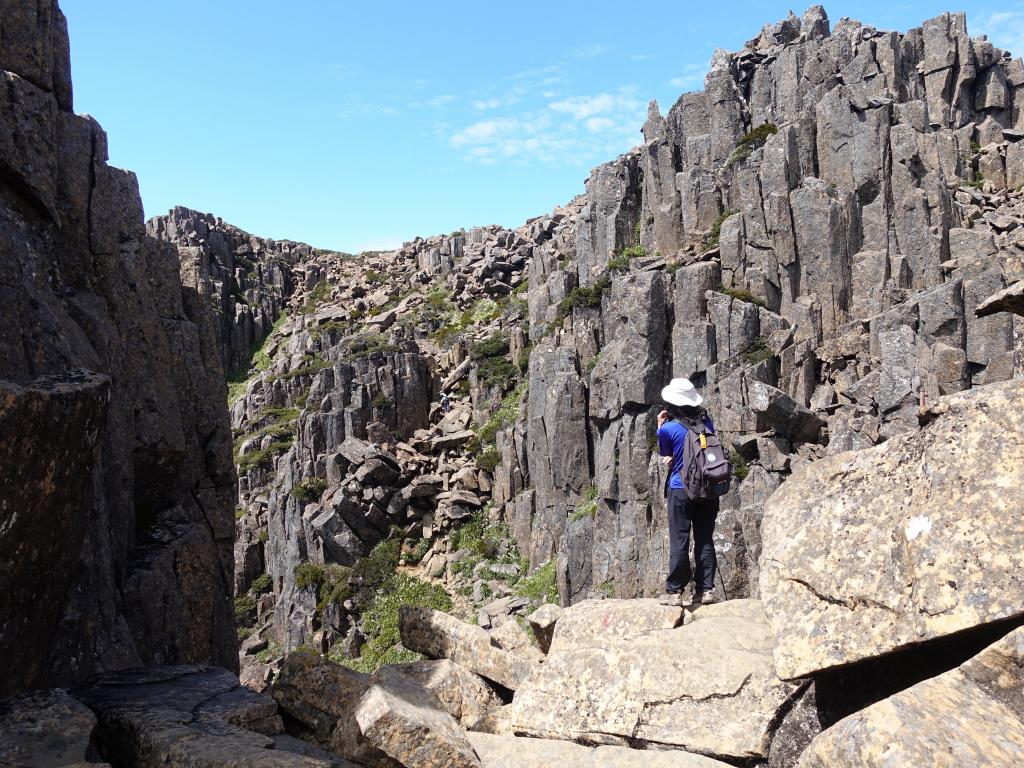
xmin=450 ymin=86 xmax=644 ymax=165
xmin=975 ymin=10 xmax=1024 ymax=58
xmin=569 ymin=43 xmax=611 ymax=60
xmin=410 ymin=94 xmax=457 ymax=110
xmin=668 ymin=63 xmax=707 ymax=92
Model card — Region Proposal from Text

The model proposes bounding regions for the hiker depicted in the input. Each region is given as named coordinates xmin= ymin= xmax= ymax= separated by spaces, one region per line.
xmin=656 ymin=377 xmax=731 ymax=607
xmin=440 ymin=391 xmax=451 ymax=414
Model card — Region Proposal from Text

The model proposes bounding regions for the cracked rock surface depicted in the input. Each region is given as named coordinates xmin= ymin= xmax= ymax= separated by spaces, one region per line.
xmin=761 ymin=379 xmax=1024 ymax=680
xmin=797 ymin=626 xmax=1024 ymax=767
xmin=509 ymin=599 xmax=802 ymax=761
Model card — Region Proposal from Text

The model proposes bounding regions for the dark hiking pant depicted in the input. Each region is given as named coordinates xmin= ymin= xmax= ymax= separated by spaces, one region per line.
xmin=665 ymin=488 xmax=719 ymax=594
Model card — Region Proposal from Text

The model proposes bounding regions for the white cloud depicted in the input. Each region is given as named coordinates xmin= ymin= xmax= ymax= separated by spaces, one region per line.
xmin=585 ymin=116 xmax=615 ymax=133
xmin=669 ymin=63 xmax=707 ymax=92
xmin=975 ymin=10 xmax=1024 ymax=58
xmin=410 ymin=94 xmax=457 ymax=110
xmin=449 ymin=86 xmax=645 ymax=166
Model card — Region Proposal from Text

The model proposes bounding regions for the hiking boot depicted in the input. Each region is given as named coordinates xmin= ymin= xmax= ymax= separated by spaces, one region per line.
xmin=699 ymin=591 xmax=716 ymax=605
xmin=658 ymin=592 xmax=682 ymax=607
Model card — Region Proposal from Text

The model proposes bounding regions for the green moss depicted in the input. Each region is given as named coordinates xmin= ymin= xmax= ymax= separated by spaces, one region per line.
xmin=516 ymin=559 xmax=558 ymax=604
xmin=598 ymin=581 xmax=615 ymax=598
xmin=551 ymin=274 xmax=611 ymax=331
xmin=476 ymin=381 xmax=528 ymax=446
xmin=570 ymin=485 xmax=598 ymax=522
xmin=293 ymin=477 xmax=328 ymax=502
xmin=258 ymin=530 xmax=269 ymax=543
xmin=371 ymin=391 xmax=393 ymax=409
xmin=234 ymin=507 xmax=246 ymax=521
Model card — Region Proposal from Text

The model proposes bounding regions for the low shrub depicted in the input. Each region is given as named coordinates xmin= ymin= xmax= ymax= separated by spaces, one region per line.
xmin=250 ymin=573 xmax=273 ymax=595
xmin=516 ymin=559 xmax=558 ymax=604
xmin=293 ymin=477 xmax=328 ymax=502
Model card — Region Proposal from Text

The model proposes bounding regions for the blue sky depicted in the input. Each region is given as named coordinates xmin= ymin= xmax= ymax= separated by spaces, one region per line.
xmin=63 ymin=2 xmax=1024 ymax=252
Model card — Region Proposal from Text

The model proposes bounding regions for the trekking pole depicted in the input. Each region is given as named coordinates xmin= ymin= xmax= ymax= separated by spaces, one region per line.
xmin=715 ymin=559 xmax=730 ymax=602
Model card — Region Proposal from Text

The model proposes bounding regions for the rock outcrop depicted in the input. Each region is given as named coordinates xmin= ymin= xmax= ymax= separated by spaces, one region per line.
xmin=761 ymin=380 xmax=1024 ymax=679
xmin=0 ymin=0 xmax=236 ymax=700
xmin=797 ymin=626 xmax=1024 ymax=767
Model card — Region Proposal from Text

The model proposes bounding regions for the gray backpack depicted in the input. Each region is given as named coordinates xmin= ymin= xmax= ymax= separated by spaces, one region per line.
xmin=680 ymin=417 xmax=732 ymax=500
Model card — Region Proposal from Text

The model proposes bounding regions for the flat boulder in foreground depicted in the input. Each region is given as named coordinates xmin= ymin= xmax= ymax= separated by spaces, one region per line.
xmin=761 ymin=380 xmax=1024 ymax=680
xmin=509 ymin=599 xmax=801 ymax=762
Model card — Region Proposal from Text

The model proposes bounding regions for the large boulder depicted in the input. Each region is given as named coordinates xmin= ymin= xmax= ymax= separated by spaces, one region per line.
xmin=761 ymin=381 xmax=1024 ymax=680
xmin=468 ymin=732 xmax=731 ymax=767
xmin=399 ymin=606 xmax=538 ymax=690
xmin=797 ymin=626 xmax=1024 ymax=767
xmin=975 ymin=278 xmax=1024 ymax=318
xmin=509 ymin=599 xmax=802 ymax=762
xmin=0 ymin=688 xmax=105 ymax=767
xmin=545 ymin=598 xmax=683 ymax=654
xmin=71 ymin=665 xmax=342 ymax=766
xmin=272 ymin=652 xmax=482 ymax=767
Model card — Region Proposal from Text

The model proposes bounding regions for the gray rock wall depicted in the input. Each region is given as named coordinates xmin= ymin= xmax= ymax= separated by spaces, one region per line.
xmin=0 ymin=0 xmax=237 ymax=698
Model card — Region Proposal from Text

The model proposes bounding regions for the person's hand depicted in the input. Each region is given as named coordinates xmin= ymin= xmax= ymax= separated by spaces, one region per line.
xmin=657 ymin=409 xmax=669 ymax=428
xmin=660 ymin=455 xmax=673 ymax=465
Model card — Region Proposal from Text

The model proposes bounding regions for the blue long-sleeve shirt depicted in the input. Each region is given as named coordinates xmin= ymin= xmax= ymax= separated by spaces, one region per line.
xmin=658 ymin=416 xmax=715 ymax=490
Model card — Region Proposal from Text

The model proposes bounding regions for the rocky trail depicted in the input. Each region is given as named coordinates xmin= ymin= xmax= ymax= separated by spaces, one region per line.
xmin=2 ymin=2 xmax=1024 ymax=767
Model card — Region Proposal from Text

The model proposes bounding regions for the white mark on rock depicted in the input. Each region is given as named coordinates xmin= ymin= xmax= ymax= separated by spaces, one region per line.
xmin=905 ymin=515 xmax=932 ymax=541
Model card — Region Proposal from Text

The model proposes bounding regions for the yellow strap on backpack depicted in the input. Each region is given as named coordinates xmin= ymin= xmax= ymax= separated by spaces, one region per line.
xmin=699 ymin=433 xmax=707 ymax=449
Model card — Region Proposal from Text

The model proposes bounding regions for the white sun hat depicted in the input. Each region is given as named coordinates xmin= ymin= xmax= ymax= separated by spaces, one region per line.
xmin=661 ymin=377 xmax=703 ymax=407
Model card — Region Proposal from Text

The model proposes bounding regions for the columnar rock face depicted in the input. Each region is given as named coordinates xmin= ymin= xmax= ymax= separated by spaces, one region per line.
xmin=761 ymin=380 xmax=1024 ymax=680
xmin=0 ymin=0 xmax=237 ymax=699
xmin=149 ymin=207 xmax=319 ymax=376
xmin=505 ymin=6 xmax=1024 ymax=604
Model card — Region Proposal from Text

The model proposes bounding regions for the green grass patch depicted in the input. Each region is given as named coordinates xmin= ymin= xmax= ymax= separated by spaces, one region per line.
xmin=570 ymin=485 xmax=598 ymax=522
xmin=516 ymin=559 xmax=558 ymax=604
xmin=337 ymin=566 xmax=451 ymax=673
xmin=227 ymin=312 xmax=289 ymax=404
xmin=236 ymin=437 xmax=294 ymax=472
xmin=299 ymin=281 xmax=332 ymax=315
xmin=703 ymin=210 xmax=737 ymax=252
xmin=341 ymin=333 xmax=401 ymax=362
xmin=717 ymin=285 xmax=767 ymax=308
xmin=726 ymin=123 xmax=778 ymax=167
xmin=478 ymin=446 xmax=501 ymax=473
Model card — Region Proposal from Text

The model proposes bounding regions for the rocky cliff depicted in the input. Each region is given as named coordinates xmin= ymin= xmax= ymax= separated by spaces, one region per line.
xmin=3 ymin=2 xmax=1024 ymax=767
xmin=0 ymin=0 xmax=237 ymax=699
